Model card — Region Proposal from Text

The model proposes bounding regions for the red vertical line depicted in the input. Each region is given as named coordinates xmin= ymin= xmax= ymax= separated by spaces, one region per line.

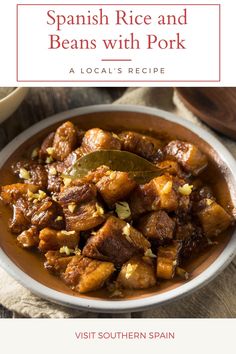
xmin=16 ymin=4 xmax=19 ymax=81
xmin=219 ymin=4 xmax=221 ymax=82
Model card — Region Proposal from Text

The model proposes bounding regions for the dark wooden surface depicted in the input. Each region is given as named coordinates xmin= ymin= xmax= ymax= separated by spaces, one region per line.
xmin=176 ymin=88 xmax=236 ymax=139
xmin=0 ymin=87 xmax=236 ymax=318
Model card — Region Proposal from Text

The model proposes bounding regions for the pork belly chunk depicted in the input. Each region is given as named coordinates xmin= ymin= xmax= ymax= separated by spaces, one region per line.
xmin=96 ymin=170 xmax=137 ymax=206
xmin=58 ymin=183 xmax=97 ymax=205
xmin=30 ymin=197 xmax=64 ymax=230
xmin=164 ymin=140 xmax=208 ymax=175
xmin=117 ymin=256 xmax=156 ymax=289
xmin=38 ymin=227 xmax=79 ymax=252
xmin=63 ymin=200 xmax=105 ymax=232
xmin=12 ymin=161 xmax=48 ymax=189
xmin=51 ymin=121 xmax=78 ymax=161
xmin=8 ymin=198 xmax=31 ymax=233
xmin=58 ymin=184 xmax=105 ymax=232
xmin=44 ymin=251 xmax=73 ymax=274
xmin=63 ymin=255 xmax=115 ymax=293
xmin=83 ymin=216 xmax=150 ymax=265
xmin=17 ymin=226 xmax=39 ymax=248
xmin=0 ymin=183 xmax=39 ymax=205
xmin=46 ymin=163 xmax=63 ymax=193
xmin=156 ymin=160 xmax=183 ymax=176
xmin=156 ymin=241 xmax=182 ymax=279
xmin=129 ymin=174 xmax=178 ymax=217
xmin=39 ymin=132 xmax=55 ymax=159
xmin=81 ymin=128 xmax=122 ymax=152
xmin=197 ymin=200 xmax=233 ymax=237
xmin=119 ymin=131 xmax=163 ymax=162
xmin=137 ymin=211 xmax=175 ymax=243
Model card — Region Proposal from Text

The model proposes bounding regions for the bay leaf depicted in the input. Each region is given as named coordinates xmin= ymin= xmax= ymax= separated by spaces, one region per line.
xmin=65 ymin=150 xmax=163 ymax=184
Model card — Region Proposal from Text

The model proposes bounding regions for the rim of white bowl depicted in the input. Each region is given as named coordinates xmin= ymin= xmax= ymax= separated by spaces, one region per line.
xmin=0 ymin=87 xmax=27 ymax=103
xmin=0 ymin=104 xmax=236 ymax=313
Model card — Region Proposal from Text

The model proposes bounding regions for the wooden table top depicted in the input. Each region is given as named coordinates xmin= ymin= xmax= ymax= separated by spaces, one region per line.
xmin=0 ymin=88 xmax=235 ymax=318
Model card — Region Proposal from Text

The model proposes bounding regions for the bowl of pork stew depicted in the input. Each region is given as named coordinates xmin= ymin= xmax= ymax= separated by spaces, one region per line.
xmin=0 ymin=104 xmax=236 ymax=313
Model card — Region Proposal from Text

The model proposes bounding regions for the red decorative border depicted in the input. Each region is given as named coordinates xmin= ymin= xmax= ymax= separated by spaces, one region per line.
xmin=16 ymin=4 xmax=221 ymax=83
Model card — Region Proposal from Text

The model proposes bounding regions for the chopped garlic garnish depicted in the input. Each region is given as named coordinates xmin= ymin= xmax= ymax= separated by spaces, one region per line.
xmin=109 ymin=171 xmax=116 ymax=180
xmin=95 ymin=203 xmax=104 ymax=216
xmin=115 ymin=201 xmax=131 ymax=220
xmin=68 ymin=203 xmax=76 ymax=213
xmin=74 ymin=246 xmax=81 ymax=255
xmin=48 ymin=166 xmax=57 ymax=175
xmin=46 ymin=156 xmax=53 ymax=164
xmin=69 ymin=168 xmax=77 ymax=177
xmin=206 ymin=198 xmax=214 ymax=206
xmin=19 ymin=168 xmax=30 ymax=180
xmin=144 ymin=249 xmax=157 ymax=258
xmin=178 ymin=184 xmax=193 ymax=196
xmin=55 ymin=216 xmax=63 ymax=222
xmin=59 ymin=245 xmax=81 ymax=256
xmin=46 ymin=147 xmax=54 ymax=155
xmin=122 ymin=223 xmax=131 ymax=236
xmin=125 ymin=263 xmax=138 ymax=279
xmin=61 ymin=230 xmax=76 ymax=236
xmin=109 ymin=290 xmax=124 ymax=298
xmin=38 ymin=190 xmax=47 ymax=200
xmin=31 ymin=147 xmax=39 ymax=159
xmin=112 ymin=133 xmax=120 ymax=139
xmin=162 ymin=181 xmax=173 ymax=194
xmin=27 ymin=189 xmax=46 ymax=202
xmin=59 ymin=246 xmax=72 ymax=256
xmin=63 ymin=177 xmax=72 ymax=187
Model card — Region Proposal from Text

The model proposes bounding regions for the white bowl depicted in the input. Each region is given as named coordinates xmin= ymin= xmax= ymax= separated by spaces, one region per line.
xmin=0 ymin=87 xmax=29 ymax=123
xmin=0 ymin=104 xmax=236 ymax=313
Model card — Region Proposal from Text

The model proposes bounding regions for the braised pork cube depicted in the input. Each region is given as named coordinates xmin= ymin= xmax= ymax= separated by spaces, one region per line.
xmin=57 ymin=147 xmax=87 ymax=175
xmin=63 ymin=200 xmax=105 ymax=232
xmin=96 ymin=171 xmax=137 ymax=206
xmin=164 ymin=140 xmax=208 ymax=175
xmin=81 ymin=128 xmax=122 ymax=152
xmin=9 ymin=197 xmax=31 ymax=233
xmin=129 ymin=174 xmax=178 ymax=217
xmin=86 ymin=165 xmax=110 ymax=184
xmin=197 ymin=200 xmax=233 ymax=237
xmin=156 ymin=160 xmax=183 ymax=176
xmin=156 ymin=241 xmax=182 ymax=279
xmin=137 ymin=211 xmax=175 ymax=243
xmin=44 ymin=250 xmax=73 ymax=274
xmin=12 ymin=161 xmax=48 ymax=189
xmin=0 ymin=183 xmax=39 ymax=205
xmin=46 ymin=163 xmax=63 ymax=193
xmin=62 ymin=255 xmax=115 ymax=293
xmin=175 ymin=221 xmax=207 ymax=259
xmin=58 ymin=183 xmax=97 ymax=205
xmin=117 ymin=256 xmax=156 ymax=289
xmin=30 ymin=197 xmax=64 ymax=230
xmin=119 ymin=131 xmax=163 ymax=162
xmin=51 ymin=121 xmax=78 ymax=161
xmin=83 ymin=216 xmax=150 ymax=265
xmin=17 ymin=226 xmax=39 ymax=248
xmin=38 ymin=228 xmax=79 ymax=252
xmin=39 ymin=132 xmax=55 ymax=159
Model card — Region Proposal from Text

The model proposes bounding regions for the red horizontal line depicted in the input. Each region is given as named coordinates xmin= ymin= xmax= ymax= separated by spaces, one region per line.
xmin=17 ymin=79 xmax=220 ymax=82
xmin=18 ymin=4 xmax=220 ymax=7
xmin=101 ymin=59 xmax=132 ymax=62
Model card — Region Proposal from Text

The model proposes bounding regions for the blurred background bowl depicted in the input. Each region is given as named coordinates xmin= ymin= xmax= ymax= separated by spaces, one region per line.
xmin=0 ymin=87 xmax=29 ymax=123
